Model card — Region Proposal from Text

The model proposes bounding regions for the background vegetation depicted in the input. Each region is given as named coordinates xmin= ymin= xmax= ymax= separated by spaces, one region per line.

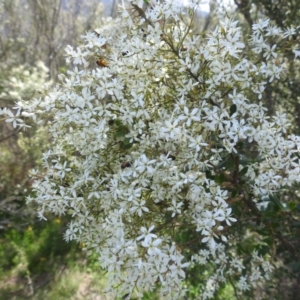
xmin=0 ymin=0 xmax=300 ymax=299
xmin=0 ymin=0 xmax=110 ymax=298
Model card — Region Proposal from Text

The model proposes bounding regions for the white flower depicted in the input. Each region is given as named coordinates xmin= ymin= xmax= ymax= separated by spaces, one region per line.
xmin=263 ymin=44 xmax=277 ymax=59
xmin=141 ymin=238 xmax=162 ymax=256
xmin=252 ymin=19 xmax=269 ymax=33
xmin=237 ymin=276 xmax=250 ymax=291
xmin=130 ymin=199 xmax=149 ymax=216
xmin=293 ymin=49 xmax=300 ymax=59
xmin=167 ymin=198 xmax=183 ymax=217
xmin=135 ymin=155 xmax=156 ymax=175
xmin=137 ymin=225 xmax=157 ymax=243
xmin=55 ymin=161 xmax=71 ymax=178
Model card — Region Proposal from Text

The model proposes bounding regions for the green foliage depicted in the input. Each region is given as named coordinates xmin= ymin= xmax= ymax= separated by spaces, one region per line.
xmin=0 ymin=216 xmax=110 ymax=299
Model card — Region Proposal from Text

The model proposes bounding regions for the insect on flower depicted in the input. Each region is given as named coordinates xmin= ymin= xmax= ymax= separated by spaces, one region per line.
xmin=121 ymin=162 xmax=132 ymax=169
xmin=96 ymin=59 xmax=109 ymax=67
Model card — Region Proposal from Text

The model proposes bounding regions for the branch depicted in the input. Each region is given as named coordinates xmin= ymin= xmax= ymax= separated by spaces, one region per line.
xmin=234 ymin=0 xmax=253 ymax=27
xmin=0 ymin=132 xmax=17 ymax=143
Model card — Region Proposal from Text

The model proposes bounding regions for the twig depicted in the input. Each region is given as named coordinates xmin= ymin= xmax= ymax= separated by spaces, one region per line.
xmin=228 ymin=275 xmax=241 ymax=300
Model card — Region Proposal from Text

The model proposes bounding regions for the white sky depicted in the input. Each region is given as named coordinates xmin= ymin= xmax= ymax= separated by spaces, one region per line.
xmin=182 ymin=0 xmax=235 ymax=14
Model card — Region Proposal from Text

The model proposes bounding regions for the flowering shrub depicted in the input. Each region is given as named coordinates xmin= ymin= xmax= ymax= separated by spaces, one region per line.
xmin=0 ymin=61 xmax=50 ymax=102
xmin=2 ymin=0 xmax=300 ymax=298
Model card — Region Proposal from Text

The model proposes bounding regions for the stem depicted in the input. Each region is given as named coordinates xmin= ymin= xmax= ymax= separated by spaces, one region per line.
xmin=229 ymin=275 xmax=241 ymax=300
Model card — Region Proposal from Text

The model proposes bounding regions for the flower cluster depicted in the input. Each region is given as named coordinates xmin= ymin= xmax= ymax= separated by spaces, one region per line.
xmin=2 ymin=0 xmax=300 ymax=298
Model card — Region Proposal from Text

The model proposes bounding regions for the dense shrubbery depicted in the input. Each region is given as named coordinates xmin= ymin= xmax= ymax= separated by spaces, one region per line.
xmin=1 ymin=0 xmax=300 ymax=299
xmin=2 ymin=0 xmax=300 ymax=299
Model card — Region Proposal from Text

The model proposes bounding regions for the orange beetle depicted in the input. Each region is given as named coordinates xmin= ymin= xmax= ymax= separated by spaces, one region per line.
xmin=96 ymin=59 xmax=109 ymax=67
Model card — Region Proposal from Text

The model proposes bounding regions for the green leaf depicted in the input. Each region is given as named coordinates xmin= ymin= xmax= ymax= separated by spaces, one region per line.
xmin=114 ymin=119 xmax=123 ymax=126
xmin=289 ymin=202 xmax=296 ymax=211
xmin=231 ymin=190 xmax=238 ymax=198
xmin=217 ymin=158 xmax=233 ymax=170
xmin=121 ymin=142 xmax=133 ymax=150
xmin=230 ymin=104 xmax=237 ymax=116
xmin=239 ymin=154 xmax=256 ymax=165
xmin=258 ymin=245 xmax=270 ymax=256
xmin=114 ymin=126 xmax=129 ymax=138
xmin=263 ymin=237 xmax=273 ymax=246
xmin=121 ymin=138 xmax=133 ymax=149
xmin=239 ymin=166 xmax=248 ymax=176
xmin=215 ymin=173 xmax=225 ymax=184
xmin=257 ymin=228 xmax=269 ymax=236
xmin=123 ymin=137 xmax=132 ymax=145
xmin=269 ymin=194 xmax=284 ymax=211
